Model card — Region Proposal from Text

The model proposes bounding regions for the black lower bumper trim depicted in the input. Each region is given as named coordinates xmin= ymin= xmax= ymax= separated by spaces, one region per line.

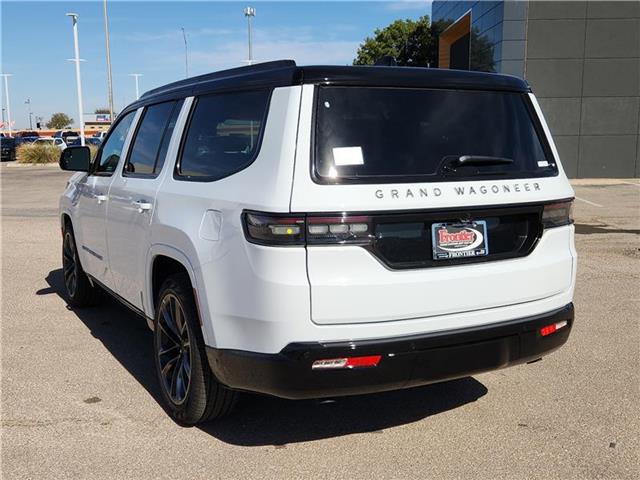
xmin=206 ymin=303 xmax=574 ymax=400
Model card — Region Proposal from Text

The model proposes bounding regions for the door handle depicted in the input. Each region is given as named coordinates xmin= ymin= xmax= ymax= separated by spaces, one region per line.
xmin=134 ymin=200 xmax=153 ymax=213
xmin=95 ymin=194 xmax=108 ymax=204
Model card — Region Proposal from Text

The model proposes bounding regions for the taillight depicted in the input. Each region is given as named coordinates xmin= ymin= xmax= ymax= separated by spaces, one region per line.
xmin=243 ymin=212 xmax=305 ymax=246
xmin=307 ymin=215 xmax=374 ymax=245
xmin=542 ymin=200 xmax=573 ymax=229
xmin=242 ymin=211 xmax=375 ymax=246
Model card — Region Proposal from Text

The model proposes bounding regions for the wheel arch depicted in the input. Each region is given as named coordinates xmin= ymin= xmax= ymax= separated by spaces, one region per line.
xmin=146 ymin=245 xmax=210 ymax=342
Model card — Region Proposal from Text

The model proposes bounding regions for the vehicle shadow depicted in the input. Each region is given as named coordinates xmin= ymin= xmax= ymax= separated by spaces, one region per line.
xmin=41 ymin=268 xmax=488 ymax=446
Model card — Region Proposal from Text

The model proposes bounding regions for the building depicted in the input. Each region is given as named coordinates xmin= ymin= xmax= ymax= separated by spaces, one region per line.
xmin=83 ymin=113 xmax=113 ymax=131
xmin=432 ymin=1 xmax=640 ymax=178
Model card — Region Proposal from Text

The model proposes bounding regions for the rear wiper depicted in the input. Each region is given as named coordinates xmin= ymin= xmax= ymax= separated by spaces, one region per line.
xmin=452 ymin=155 xmax=514 ymax=167
xmin=439 ymin=155 xmax=514 ymax=176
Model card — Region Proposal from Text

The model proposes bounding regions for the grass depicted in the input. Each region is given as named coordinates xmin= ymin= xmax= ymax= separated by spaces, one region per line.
xmin=17 ymin=143 xmax=60 ymax=164
xmin=16 ymin=143 xmax=99 ymax=164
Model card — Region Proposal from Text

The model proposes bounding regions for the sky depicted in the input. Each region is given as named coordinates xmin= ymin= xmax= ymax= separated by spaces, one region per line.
xmin=2 ymin=0 xmax=431 ymax=129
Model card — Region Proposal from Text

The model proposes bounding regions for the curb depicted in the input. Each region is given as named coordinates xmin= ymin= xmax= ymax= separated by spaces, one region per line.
xmin=3 ymin=162 xmax=59 ymax=168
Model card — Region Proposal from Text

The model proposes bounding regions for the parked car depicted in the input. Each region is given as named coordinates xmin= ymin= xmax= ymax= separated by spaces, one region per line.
xmin=59 ymin=60 xmax=576 ymax=425
xmin=16 ymin=131 xmax=40 ymax=138
xmin=67 ymin=137 xmax=101 ymax=147
xmin=1 ymin=137 xmax=17 ymax=161
xmin=53 ymin=130 xmax=79 ymax=141
xmin=92 ymin=131 xmax=108 ymax=140
xmin=34 ymin=137 xmax=67 ymax=150
xmin=14 ymin=136 xmax=39 ymax=146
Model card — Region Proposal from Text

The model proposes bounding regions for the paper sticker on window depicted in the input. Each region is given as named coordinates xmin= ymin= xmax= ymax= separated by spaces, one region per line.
xmin=333 ymin=146 xmax=364 ymax=166
xmin=537 ymin=160 xmax=549 ymax=168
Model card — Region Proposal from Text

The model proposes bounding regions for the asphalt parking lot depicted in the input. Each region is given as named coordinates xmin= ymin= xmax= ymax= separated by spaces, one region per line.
xmin=2 ymin=164 xmax=638 ymax=479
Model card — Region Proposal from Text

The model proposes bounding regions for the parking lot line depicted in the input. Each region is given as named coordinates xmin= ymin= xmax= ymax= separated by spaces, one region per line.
xmin=575 ymin=196 xmax=603 ymax=208
xmin=619 ymin=180 xmax=640 ymax=188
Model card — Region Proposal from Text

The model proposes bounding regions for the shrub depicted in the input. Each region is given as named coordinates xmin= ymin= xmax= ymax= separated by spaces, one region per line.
xmin=88 ymin=145 xmax=99 ymax=160
xmin=17 ymin=143 xmax=61 ymax=164
xmin=17 ymin=143 xmax=99 ymax=165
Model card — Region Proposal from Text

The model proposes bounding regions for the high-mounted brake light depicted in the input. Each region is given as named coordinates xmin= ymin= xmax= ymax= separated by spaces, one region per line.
xmin=540 ymin=320 xmax=568 ymax=337
xmin=311 ymin=355 xmax=382 ymax=370
xmin=542 ymin=200 xmax=574 ymax=229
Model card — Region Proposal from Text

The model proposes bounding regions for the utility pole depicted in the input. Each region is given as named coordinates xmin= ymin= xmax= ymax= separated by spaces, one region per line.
xmin=243 ymin=7 xmax=256 ymax=65
xmin=0 ymin=74 xmax=13 ymax=136
xmin=181 ymin=27 xmax=189 ymax=78
xmin=66 ymin=13 xmax=85 ymax=146
xmin=129 ymin=74 xmax=143 ymax=100
xmin=103 ymin=0 xmax=114 ymax=123
xmin=25 ymin=98 xmax=33 ymax=130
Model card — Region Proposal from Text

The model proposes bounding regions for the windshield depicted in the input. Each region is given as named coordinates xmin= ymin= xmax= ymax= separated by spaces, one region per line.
xmin=314 ymin=86 xmax=556 ymax=184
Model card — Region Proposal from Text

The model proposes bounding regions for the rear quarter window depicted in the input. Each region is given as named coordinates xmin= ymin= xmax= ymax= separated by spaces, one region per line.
xmin=176 ymin=90 xmax=271 ymax=181
xmin=314 ymin=86 xmax=557 ymax=184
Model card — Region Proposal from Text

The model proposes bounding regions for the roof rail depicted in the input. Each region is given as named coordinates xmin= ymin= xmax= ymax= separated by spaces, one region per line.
xmin=140 ymin=60 xmax=297 ymax=98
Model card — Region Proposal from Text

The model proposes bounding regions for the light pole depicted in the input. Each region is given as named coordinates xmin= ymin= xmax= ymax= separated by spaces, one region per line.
xmin=243 ymin=7 xmax=255 ymax=65
xmin=66 ymin=13 xmax=85 ymax=146
xmin=181 ymin=27 xmax=189 ymax=78
xmin=0 ymin=74 xmax=13 ymax=136
xmin=129 ymin=74 xmax=143 ymax=100
xmin=103 ymin=0 xmax=114 ymax=123
xmin=25 ymin=98 xmax=33 ymax=130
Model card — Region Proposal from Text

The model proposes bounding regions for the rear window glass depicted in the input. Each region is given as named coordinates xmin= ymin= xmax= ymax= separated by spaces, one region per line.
xmin=314 ymin=86 xmax=556 ymax=184
xmin=177 ymin=90 xmax=270 ymax=181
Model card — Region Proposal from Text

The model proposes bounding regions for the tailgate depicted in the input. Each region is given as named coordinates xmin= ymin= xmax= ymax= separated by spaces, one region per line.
xmin=305 ymin=206 xmax=573 ymax=325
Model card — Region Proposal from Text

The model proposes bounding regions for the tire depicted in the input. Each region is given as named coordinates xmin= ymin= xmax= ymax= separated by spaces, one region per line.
xmin=154 ymin=273 xmax=236 ymax=425
xmin=62 ymin=222 xmax=99 ymax=307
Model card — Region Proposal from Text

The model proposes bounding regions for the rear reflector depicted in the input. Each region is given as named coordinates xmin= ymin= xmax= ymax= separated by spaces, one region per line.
xmin=312 ymin=355 xmax=382 ymax=370
xmin=540 ymin=320 xmax=568 ymax=337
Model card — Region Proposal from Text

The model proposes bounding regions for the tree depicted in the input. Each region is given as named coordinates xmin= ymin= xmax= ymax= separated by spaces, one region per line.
xmin=46 ymin=113 xmax=73 ymax=129
xmin=353 ymin=17 xmax=497 ymax=73
xmin=354 ymin=16 xmax=438 ymax=67
xmin=94 ymin=108 xmax=110 ymax=114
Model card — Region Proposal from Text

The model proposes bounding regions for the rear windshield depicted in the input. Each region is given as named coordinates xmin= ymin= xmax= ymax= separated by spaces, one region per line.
xmin=314 ymin=86 xmax=556 ymax=184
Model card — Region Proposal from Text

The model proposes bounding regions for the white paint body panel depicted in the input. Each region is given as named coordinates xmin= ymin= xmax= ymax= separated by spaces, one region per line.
xmin=59 ymin=84 xmax=577 ymax=355
xmin=291 ymin=86 xmax=575 ymax=327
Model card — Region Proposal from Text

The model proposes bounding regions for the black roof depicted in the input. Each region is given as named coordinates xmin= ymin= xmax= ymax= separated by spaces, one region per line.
xmin=131 ymin=60 xmax=529 ymax=110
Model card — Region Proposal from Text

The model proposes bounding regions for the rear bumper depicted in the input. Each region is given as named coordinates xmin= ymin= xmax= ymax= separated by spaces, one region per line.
xmin=206 ymin=303 xmax=574 ymax=400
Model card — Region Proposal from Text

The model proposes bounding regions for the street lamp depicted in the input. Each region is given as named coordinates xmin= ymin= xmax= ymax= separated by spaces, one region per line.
xmin=25 ymin=98 xmax=33 ymax=130
xmin=181 ymin=27 xmax=189 ymax=78
xmin=66 ymin=13 xmax=85 ymax=146
xmin=103 ymin=0 xmax=114 ymax=123
xmin=0 ymin=74 xmax=13 ymax=136
xmin=243 ymin=6 xmax=256 ymax=65
xmin=129 ymin=74 xmax=143 ymax=100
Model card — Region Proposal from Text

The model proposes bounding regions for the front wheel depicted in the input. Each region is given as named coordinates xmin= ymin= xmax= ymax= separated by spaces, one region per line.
xmin=154 ymin=273 xmax=236 ymax=425
xmin=62 ymin=223 xmax=99 ymax=307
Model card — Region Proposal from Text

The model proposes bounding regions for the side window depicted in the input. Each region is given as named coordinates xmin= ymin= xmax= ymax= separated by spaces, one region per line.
xmin=177 ymin=90 xmax=270 ymax=181
xmin=94 ymin=111 xmax=136 ymax=174
xmin=154 ymin=100 xmax=183 ymax=174
xmin=124 ymin=100 xmax=180 ymax=177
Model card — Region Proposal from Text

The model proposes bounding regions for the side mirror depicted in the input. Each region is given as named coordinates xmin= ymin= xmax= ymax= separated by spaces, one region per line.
xmin=59 ymin=146 xmax=91 ymax=172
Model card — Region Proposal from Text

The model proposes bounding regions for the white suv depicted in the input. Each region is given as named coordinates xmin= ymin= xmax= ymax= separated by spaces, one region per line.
xmin=59 ymin=60 xmax=576 ymax=425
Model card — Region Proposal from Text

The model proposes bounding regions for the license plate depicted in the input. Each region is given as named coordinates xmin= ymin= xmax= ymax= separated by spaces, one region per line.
xmin=432 ymin=220 xmax=489 ymax=260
